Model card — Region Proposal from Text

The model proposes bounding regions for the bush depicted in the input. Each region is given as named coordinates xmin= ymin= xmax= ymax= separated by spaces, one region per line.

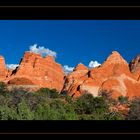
xmin=65 ymin=95 xmax=73 ymax=103
xmin=24 ymin=93 xmax=42 ymax=111
xmin=8 ymin=88 xmax=27 ymax=105
xmin=99 ymin=90 xmax=112 ymax=99
xmin=34 ymin=99 xmax=77 ymax=120
xmin=16 ymin=98 xmax=34 ymax=120
xmin=63 ymin=103 xmax=78 ymax=120
xmin=0 ymin=84 xmax=127 ymax=120
xmin=99 ymin=90 xmax=117 ymax=105
xmin=74 ymin=94 xmax=95 ymax=114
xmin=126 ymin=97 xmax=140 ymax=120
xmin=0 ymin=105 xmax=18 ymax=120
xmin=0 ymin=95 xmax=6 ymax=106
xmin=118 ymin=96 xmax=128 ymax=105
xmin=36 ymin=88 xmax=59 ymax=98
xmin=34 ymin=103 xmax=52 ymax=120
xmin=0 ymin=82 xmax=8 ymax=94
xmin=104 ymin=112 xmax=124 ymax=120
xmin=74 ymin=93 xmax=109 ymax=117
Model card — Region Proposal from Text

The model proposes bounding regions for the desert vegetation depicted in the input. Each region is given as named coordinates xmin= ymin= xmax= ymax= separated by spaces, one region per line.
xmin=0 ymin=82 xmax=138 ymax=120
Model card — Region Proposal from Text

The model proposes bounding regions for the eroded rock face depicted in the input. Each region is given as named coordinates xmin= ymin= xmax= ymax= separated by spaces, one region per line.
xmin=90 ymin=51 xmax=132 ymax=79
xmin=62 ymin=63 xmax=89 ymax=97
xmin=100 ymin=74 xmax=140 ymax=99
xmin=0 ymin=55 xmax=7 ymax=81
xmin=63 ymin=51 xmax=140 ymax=99
xmin=129 ymin=55 xmax=140 ymax=80
xmin=129 ymin=55 xmax=140 ymax=72
xmin=7 ymin=52 xmax=65 ymax=91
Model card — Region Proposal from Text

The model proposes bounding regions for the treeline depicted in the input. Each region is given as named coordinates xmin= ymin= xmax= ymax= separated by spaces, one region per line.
xmin=0 ymin=82 xmax=139 ymax=120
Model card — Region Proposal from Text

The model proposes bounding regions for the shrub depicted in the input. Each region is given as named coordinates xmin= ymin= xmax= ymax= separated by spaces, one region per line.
xmin=49 ymin=89 xmax=60 ymax=98
xmin=34 ymin=98 xmax=78 ymax=120
xmin=118 ymin=96 xmax=128 ymax=105
xmin=50 ymin=99 xmax=65 ymax=109
xmin=0 ymin=95 xmax=7 ymax=106
xmin=34 ymin=103 xmax=52 ymax=120
xmin=0 ymin=82 xmax=8 ymax=94
xmin=104 ymin=112 xmax=124 ymax=120
xmin=126 ymin=97 xmax=140 ymax=120
xmin=74 ymin=94 xmax=95 ymax=114
xmin=74 ymin=93 xmax=109 ymax=115
xmin=65 ymin=95 xmax=73 ymax=103
xmin=100 ymin=90 xmax=120 ymax=107
xmin=99 ymin=90 xmax=112 ymax=99
xmin=0 ymin=105 xmax=18 ymax=120
xmin=0 ymin=84 xmax=127 ymax=120
xmin=24 ymin=93 xmax=42 ymax=111
xmin=78 ymin=113 xmax=108 ymax=120
xmin=36 ymin=88 xmax=59 ymax=98
xmin=16 ymin=98 xmax=34 ymax=120
xmin=63 ymin=103 xmax=78 ymax=120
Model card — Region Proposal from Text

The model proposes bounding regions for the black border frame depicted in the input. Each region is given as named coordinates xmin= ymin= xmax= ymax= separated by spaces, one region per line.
xmin=0 ymin=4 xmax=140 ymax=137
xmin=0 ymin=6 xmax=140 ymax=20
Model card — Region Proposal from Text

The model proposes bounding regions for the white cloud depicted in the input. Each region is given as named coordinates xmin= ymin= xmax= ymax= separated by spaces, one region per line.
xmin=88 ymin=61 xmax=101 ymax=68
xmin=63 ymin=65 xmax=74 ymax=74
xmin=6 ymin=64 xmax=19 ymax=70
xmin=63 ymin=61 xmax=100 ymax=74
xmin=29 ymin=44 xmax=57 ymax=58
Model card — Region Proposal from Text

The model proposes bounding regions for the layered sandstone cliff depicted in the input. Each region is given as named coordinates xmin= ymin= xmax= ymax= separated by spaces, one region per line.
xmin=62 ymin=51 xmax=140 ymax=99
xmin=5 ymin=52 xmax=65 ymax=91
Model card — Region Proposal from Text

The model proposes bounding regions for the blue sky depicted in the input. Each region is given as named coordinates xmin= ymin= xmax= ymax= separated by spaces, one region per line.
xmin=0 ymin=20 xmax=140 ymax=72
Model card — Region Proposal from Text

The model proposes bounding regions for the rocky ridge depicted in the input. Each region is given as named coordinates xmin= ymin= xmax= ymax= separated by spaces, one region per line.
xmin=0 ymin=51 xmax=140 ymax=99
xmin=62 ymin=51 xmax=140 ymax=99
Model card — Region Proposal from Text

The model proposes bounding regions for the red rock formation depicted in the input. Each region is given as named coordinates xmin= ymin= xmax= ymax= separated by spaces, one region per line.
xmin=94 ymin=52 xmax=140 ymax=99
xmin=100 ymin=74 xmax=140 ymax=99
xmin=6 ymin=69 xmax=13 ymax=79
xmin=90 ymin=51 xmax=132 ymax=80
xmin=94 ymin=51 xmax=136 ymax=99
xmin=129 ymin=55 xmax=140 ymax=80
xmin=7 ymin=52 xmax=65 ymax=92
xmin=0 ymin=50 xmax=140 ymax=100
xmin=63 ymin=51 xmax=140 ymax=99
xmin=73 ymin=63 xmax=89 ymax=71
xmin=0 ymin=55 xmax=7 ymax=81
xmin=88 ymin=51 xmax=133 ymax=98
xmin=62 ymin=63 xmax=89 ymax=97
xmin=129 ymin=55 xmax=140 ymax=72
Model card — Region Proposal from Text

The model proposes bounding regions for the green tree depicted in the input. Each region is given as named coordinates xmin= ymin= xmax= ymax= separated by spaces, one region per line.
xmin=34 ymin=103 xmax=52 ymax=120
xmin=74 ymin=94 xmax=108 ymax=115
xmin=0 ymin=105 xmax=18 ymax=120
xmin=17 ymin=98 xmax=34 ymax=120
xmin=36 ymin=88 xmax=59 ymax=99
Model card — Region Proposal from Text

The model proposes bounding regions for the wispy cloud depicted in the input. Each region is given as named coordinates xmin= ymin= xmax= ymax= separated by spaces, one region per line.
xmin=63 ymin=65 xmax=74 ymax=74
xmin=6 ymin=64 xmax=19 ymax=70
xmin=88 ymin=60 xmax=101 ymax=68
xmin=29 ymin=44 xmax=57 ymax=58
